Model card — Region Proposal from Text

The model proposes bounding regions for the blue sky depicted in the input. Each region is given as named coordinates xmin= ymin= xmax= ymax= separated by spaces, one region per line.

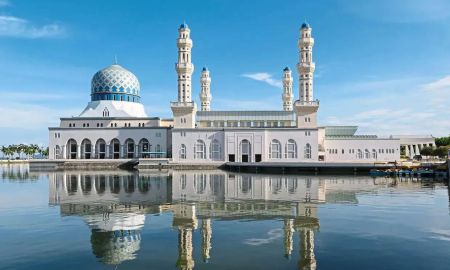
xmin=0 ymin=0 xmax=449 ymax=146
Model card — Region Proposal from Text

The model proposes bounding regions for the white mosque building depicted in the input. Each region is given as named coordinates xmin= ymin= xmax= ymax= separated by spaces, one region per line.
xmin=48 ymin=23 xmax=434 ymax=163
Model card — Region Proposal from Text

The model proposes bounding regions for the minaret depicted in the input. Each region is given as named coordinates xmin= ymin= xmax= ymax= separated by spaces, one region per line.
xmin=171 ymin=23 xmax=197 ymax=128
xmin=282 ymin=67 xmax=293 ymax=111
xmin=177 ymin=23 xmax=194 ymax=103
xmin=299 ymin=228 xmax=317 ymax=270
xmin=176 ymin=228 xmax=194 ymax=270
xmin=283 ymin=219 xmax=294 ymax=259
xmin=200 ymin=67 xmax=212 ymax=111
xmin=294 ymin=22 xmax=319 ymax=129
xmin=201 ymin=218 xmax=212 ymax=262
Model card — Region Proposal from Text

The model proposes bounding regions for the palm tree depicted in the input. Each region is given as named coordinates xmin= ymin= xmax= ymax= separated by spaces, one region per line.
xmin=3 ymin=145 xmax=14 ymax=159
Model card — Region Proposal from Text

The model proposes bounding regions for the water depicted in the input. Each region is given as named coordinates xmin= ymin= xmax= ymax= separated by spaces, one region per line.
xmin=0 ymin=164 xmax=449 ymax=270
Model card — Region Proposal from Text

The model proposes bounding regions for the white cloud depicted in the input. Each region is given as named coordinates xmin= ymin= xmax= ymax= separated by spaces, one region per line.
xmin=0 ymin=16 xmax=64 ymax=38
xmin=243 ymin=229 xmax=283 ymax=246
xmin=242 ymin=72 xmax=282 ymax=88
xmin=422 ymin=76 xmax=450 ymax=91
xmin=321 ymin=75 xmax=450 ymax=136
xmin=0 ymin=102 xmax=78 ymax=129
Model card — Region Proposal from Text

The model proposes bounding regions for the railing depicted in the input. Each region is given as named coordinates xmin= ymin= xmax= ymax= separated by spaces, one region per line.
xmin=170 ymin=101 xmax=195 ymax=107
xmin=294 ymin=100 xmax=320 ymax=106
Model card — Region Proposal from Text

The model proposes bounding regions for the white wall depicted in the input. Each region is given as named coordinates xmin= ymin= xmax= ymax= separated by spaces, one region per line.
xmin=172 ymin=128 xmax=318 ymax=163
xmin=49 ymin=127 xmax=169 ymax=159
xmin=324 ymin=138 xmax=400 ymax=162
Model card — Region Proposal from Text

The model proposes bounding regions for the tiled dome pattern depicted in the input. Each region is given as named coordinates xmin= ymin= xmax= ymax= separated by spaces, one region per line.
xmin=91 ymin=64 xmax=140 ymax=98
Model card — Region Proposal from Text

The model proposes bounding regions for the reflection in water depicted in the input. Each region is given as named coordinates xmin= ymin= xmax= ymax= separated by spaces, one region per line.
xmin=0 ymin=164 xmax=38 ymax=181
xmin=44 ymin=169 xmax=444 ymax=269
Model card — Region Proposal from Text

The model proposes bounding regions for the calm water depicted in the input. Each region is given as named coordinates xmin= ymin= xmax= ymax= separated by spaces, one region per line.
xmin=0 ymin=165 xmax=449 ymax=270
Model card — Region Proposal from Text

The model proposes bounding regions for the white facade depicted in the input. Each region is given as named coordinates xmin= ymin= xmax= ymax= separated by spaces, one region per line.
xmin=172 ymin=128 xmax=318 ymax=163
xmin=48 ymin=22 xmax=430 ymax=164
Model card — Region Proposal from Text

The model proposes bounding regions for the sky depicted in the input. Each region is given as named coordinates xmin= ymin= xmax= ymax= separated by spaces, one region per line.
xmin=0 ymin=0 xmax=449 ymax=146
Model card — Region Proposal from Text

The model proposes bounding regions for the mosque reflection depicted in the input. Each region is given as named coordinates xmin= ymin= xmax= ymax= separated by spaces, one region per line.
xmin=48 ymin=170 xmax=395 ymax=269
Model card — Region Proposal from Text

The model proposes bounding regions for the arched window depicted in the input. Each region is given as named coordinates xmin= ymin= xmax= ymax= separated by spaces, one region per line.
xmin=194 ymin=140 xmax=206 ymax=159
xmin=357 ymin=149 xmax=363 ymax=159
xmin=372 ymin=149 xmax=377 ymax=159
xmin=110 ymin=139 xmax=120 ymax=159
xmin=270 ymin=139 xmax=282 ymax=159
xmin=125 ymin=138 xmax=135 ymax=158
xmin=286 ymin=139 xmax=297 ymax=158
xmin=304 ymin=143 xmax=312 ymax=159
xmin=81 ymin=139 xmax=92 ymax=159
xmin=67 ymin=139 xmax=78 ymax=159
xmin=210 ymin=139 xmax=221 ymax=160
xmin=102 ymin=107 xmax=109 ymax=117
xmin=179 ymin=144 xmax=186 ymax=159
xmin=364 ymin=149 xmax=370 ymax=159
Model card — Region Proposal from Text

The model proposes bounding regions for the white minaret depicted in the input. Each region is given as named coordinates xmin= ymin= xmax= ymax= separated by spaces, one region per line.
xmin=171 ymin=23 xmax=197 ymax=128
xmin=282 ymin=67 xmax=293 ymax=111
xmin=298 ymin=23 xmax=315 ymax=102
xmin=176 ymin=23 xmax=194 ymax=103
xmin=199 ymin=67 xmax=212 ymax=111
xmin=294 ymin=22 xmax=319 ymax=129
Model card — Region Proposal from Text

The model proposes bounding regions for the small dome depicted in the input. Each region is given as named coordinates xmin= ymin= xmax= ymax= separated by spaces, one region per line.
xmin=91 ymin=64 xmax=141 ymax=103
xmin=180 ymin=23 xmax=189 ymax=29
xmin=301 ymin=22 xmax=310 ymax=29
xmin=202 ymin=67 xmax=208 ymax=72
xmin=283 ymin=66 xmax=290 ymax=72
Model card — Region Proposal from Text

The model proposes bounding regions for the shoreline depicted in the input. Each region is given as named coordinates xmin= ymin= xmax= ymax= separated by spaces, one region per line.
xmin=20 ymin=159 xmax=449 ymax=176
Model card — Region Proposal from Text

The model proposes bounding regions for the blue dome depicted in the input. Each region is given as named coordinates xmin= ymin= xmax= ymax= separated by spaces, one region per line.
xmin=91 ymin=64 xmax=141 ymax=103
xmin=180 ymin=23 xmax=189 ymax=29
xmin=283 ymin=66 xmax=290 ymax=71
xmin=301 ymin=22 xmax=310 ymax=29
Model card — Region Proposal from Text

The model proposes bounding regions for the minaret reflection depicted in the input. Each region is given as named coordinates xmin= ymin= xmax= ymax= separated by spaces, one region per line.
xmin=283 ymin=219 xmax=294 ymax=259
xmin=47 ymin=169 xmax=393 ymax=269
xmin=201 ymin=219 xmax=212 ymax=262
xmin=173 ymin=203 xmax=197 ymax=270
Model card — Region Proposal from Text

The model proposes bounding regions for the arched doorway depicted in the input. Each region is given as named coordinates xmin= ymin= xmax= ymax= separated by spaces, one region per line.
xmin=110 ymin=139 xmax=120 ymax=159
xmin=81 ymin=139 xmax=92 ymax=159
xmin=239 ymin=139 xmax=251 ymax=162
xmin=95 ymin=139 xmax=106 ymax=159
xmin=139 ymin=138 xmax=150 ymax=158
xmin=66 ymin=139 xmax=78 ymax=159
xmin=124 ymin=138 xmax=135 ymax=158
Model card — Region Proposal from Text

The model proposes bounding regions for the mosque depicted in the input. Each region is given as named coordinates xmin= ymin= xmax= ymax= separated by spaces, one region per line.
xmin=48 ymin=23 xmax=434 ymax=163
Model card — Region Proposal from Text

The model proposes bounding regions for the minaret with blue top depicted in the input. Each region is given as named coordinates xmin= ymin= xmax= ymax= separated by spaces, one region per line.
xmin=171 ymin=23 xmax=197 ymax=128
xmin=295 ymin=22 xmax=319 ymax=128
xmin=200 ymin=67 xmax=212 ymax=111
xmin=282 ymin=67 xmax=293 ymax=111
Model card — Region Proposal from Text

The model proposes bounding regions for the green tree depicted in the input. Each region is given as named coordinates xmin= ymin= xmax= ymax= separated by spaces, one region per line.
xmin=433 ymin=146 xmax=449 ymax=158
xmin=420 ymin=146 xmax=434 ymax=156
xmin=41 ymin=147 xmax=49 ymax=158
xmin=435 ymin=136 xmax=450 ymax=147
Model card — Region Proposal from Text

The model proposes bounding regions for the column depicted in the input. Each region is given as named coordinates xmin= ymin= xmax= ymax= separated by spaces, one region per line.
xmin=76 ymin=144 xmax=81 ymax=159
xmin=106 ymin=144 xmax=110 ymax=159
